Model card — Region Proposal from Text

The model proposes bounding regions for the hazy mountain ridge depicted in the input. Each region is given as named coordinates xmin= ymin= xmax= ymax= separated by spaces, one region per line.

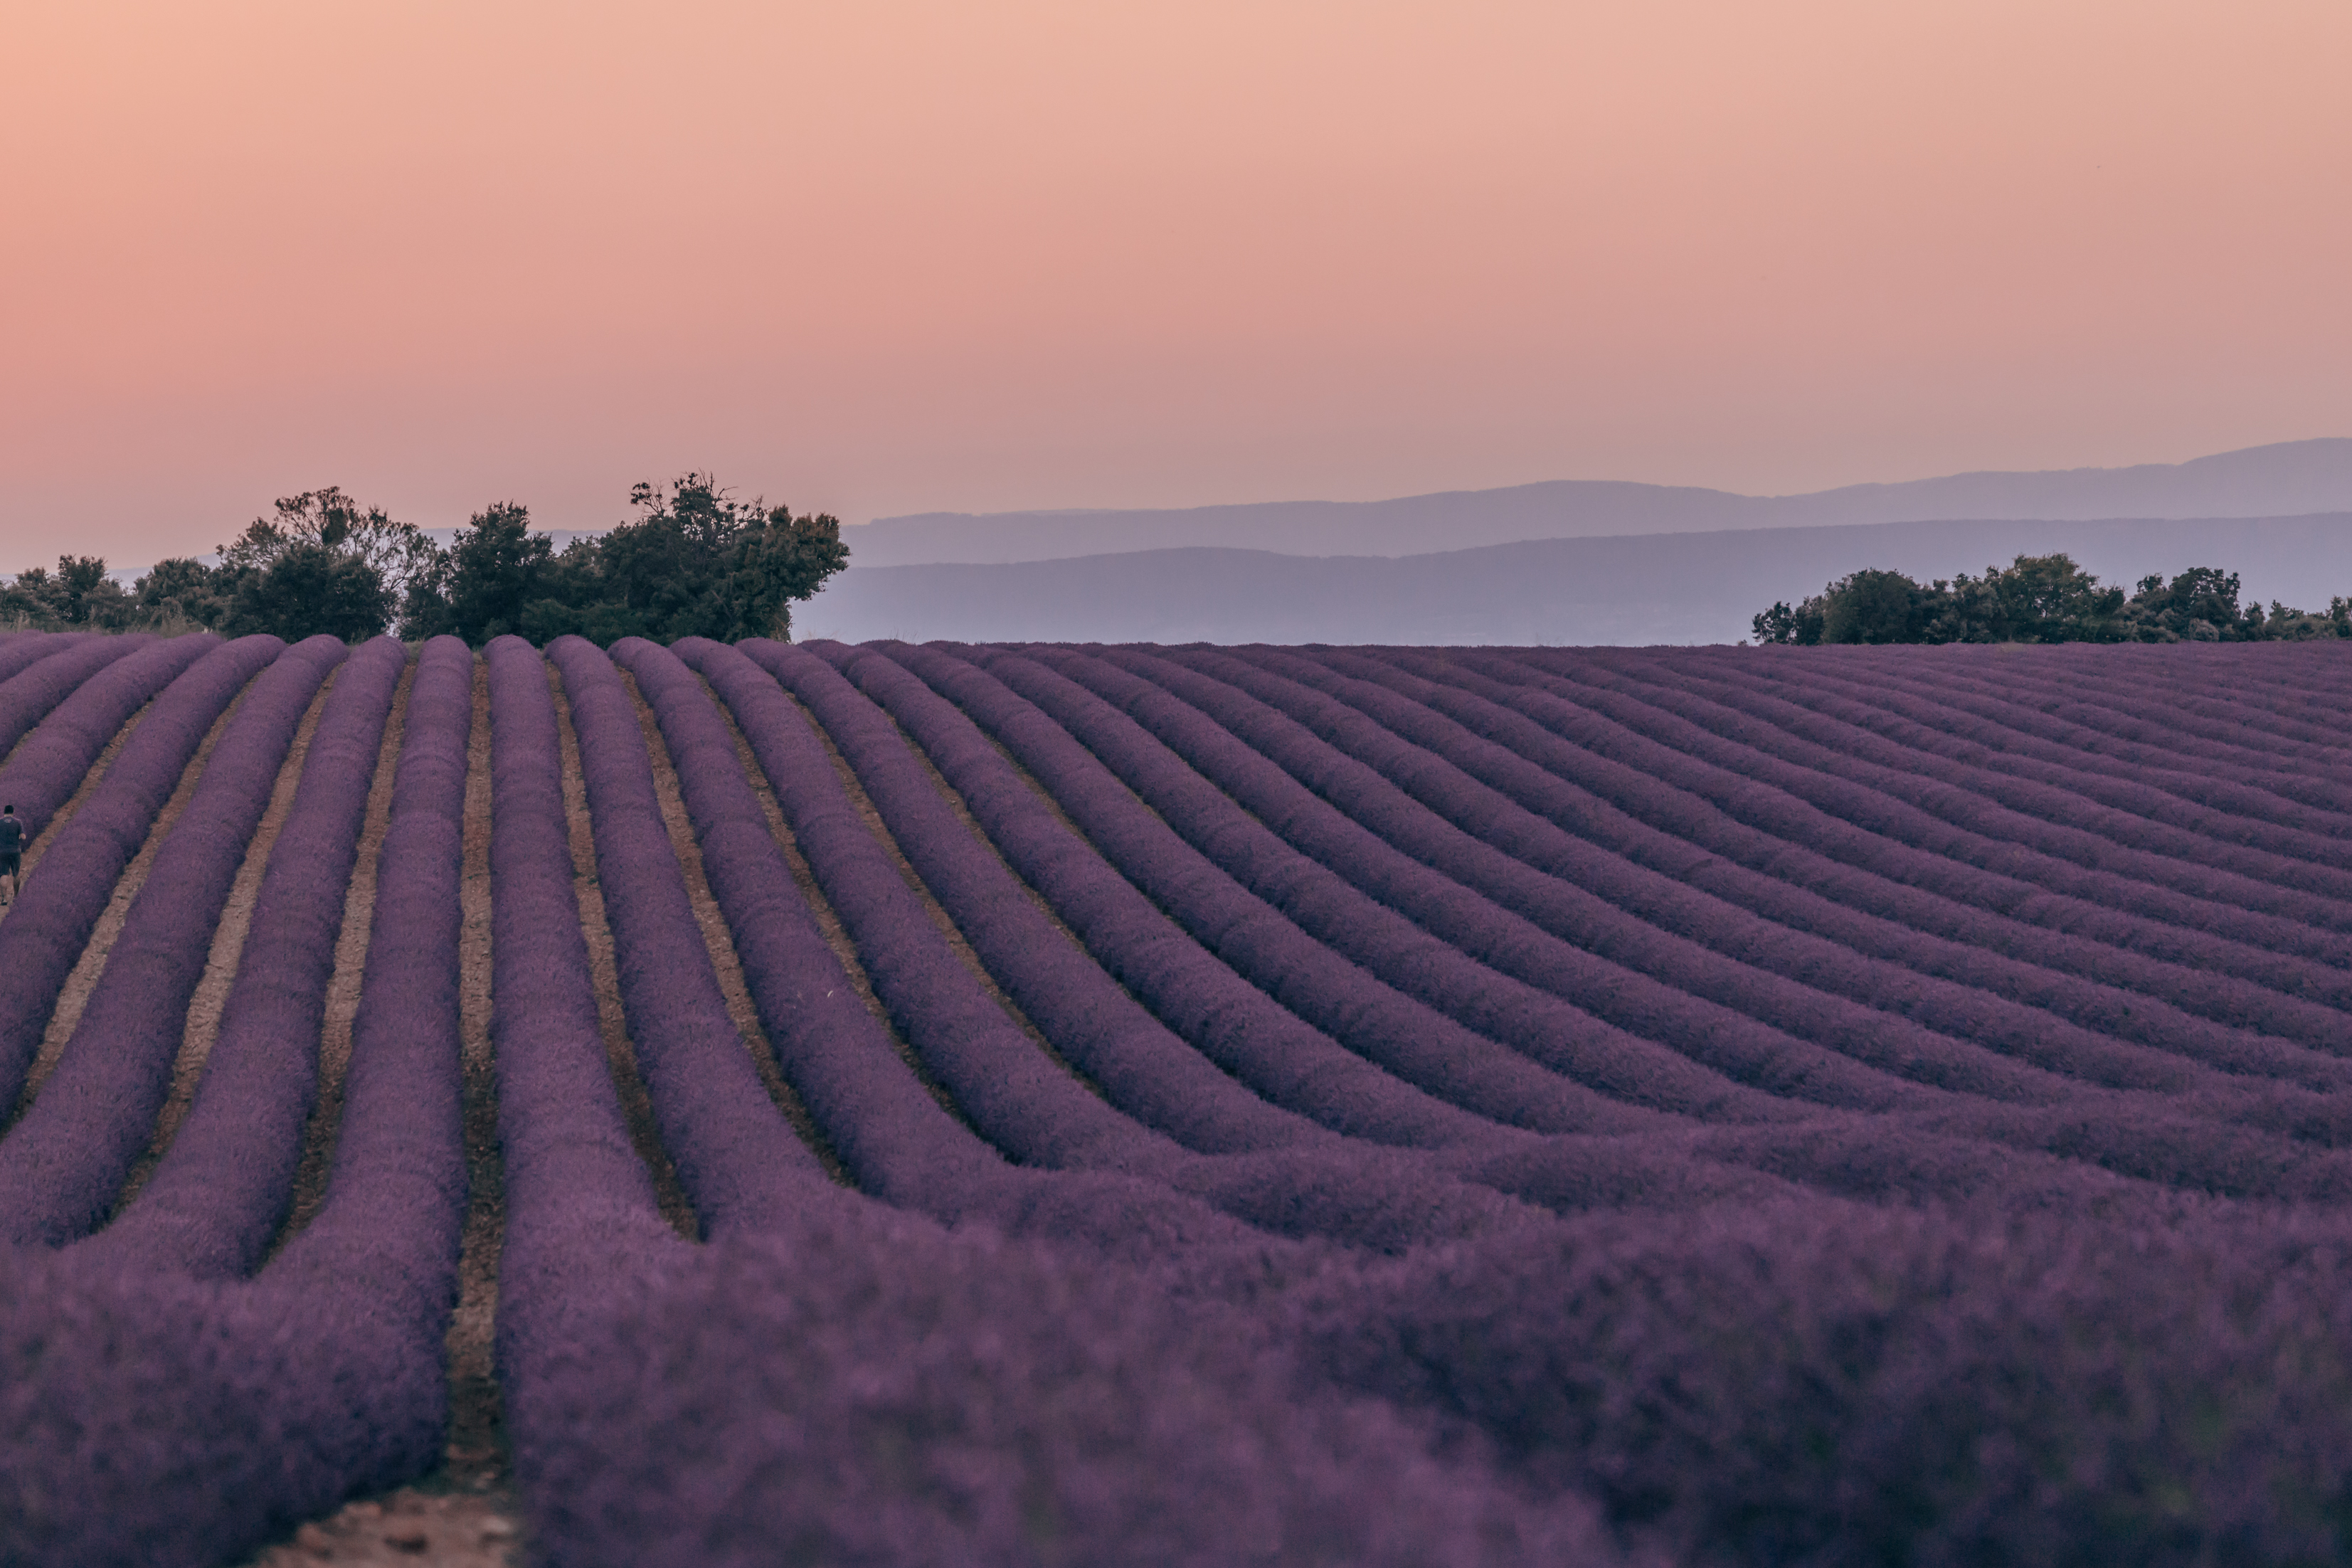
xmin=796 ymin=509 xmax=2352 ymax=647
xmin=844 ymin=438 xmax=2352 ymax=566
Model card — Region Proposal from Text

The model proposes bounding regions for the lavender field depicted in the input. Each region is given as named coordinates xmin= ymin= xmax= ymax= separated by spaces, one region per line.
xmin=7 ymin=627 xmax=2352 ymax=1565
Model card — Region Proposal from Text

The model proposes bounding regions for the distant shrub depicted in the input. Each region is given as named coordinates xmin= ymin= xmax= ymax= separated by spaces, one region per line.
xmin=406 ymin=477 xmax=849 ymax=647
xmin=1753 ymin=553 xmax=2348 ymax=645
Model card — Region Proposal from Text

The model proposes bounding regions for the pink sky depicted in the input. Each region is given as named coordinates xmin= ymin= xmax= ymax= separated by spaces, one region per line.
xmin=3 ymin=1 xmax=2347 ymax=568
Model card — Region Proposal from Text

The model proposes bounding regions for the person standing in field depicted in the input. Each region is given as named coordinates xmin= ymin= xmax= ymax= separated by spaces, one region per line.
xmin=0 ymin=805 xmax=23 ymax=905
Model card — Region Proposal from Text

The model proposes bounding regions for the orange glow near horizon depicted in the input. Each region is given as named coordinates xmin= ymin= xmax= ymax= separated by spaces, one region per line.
xmin=2 ymin=1 xmax=2347 ymax=566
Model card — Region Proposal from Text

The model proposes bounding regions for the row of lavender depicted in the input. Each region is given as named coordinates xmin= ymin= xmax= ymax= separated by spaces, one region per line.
xmin=0 ymin=630 xmax=469 ymax=1563
xmin=517 ymin=632 xmax=2352 ymax=1565
xmin=6 ymin=630 xmax=2352 ymax=1565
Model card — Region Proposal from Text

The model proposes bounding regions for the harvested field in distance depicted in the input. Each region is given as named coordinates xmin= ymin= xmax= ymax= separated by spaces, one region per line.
xmin=8 ymin=627 xmax=2352 ymax=1565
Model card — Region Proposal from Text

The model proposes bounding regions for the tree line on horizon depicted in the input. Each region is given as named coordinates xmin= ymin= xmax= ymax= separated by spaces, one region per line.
xmin=0 ymin=476 xmax=850 ymax=646
xmin=1752 ymin=553 xmax=2352 ymax=646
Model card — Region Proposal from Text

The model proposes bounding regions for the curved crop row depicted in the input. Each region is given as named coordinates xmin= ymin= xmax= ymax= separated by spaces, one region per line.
xmin=0 ymin=637 xmax=472 ymax=1565
xmin=900 ymin=642 xmax=1660 ymax=1141
xmin=1789 ymin=648 xmax=2352 ymax=790
xmin=690 ymin=638 xmax=1574 ymax=1248
xmin=1113 ymin=645 xmax=2057 ymax=1108
xmin=812 ymin=639 xmax=1521 ymax=1150
xmin=0 ymin=635 xmax=346 ymax=1246
xmin=506 ymin=642 xmax=1605 ymax=1565
xmin=790 ymin=645 xmax=1954 ymax=1216
xmin=0 ymin=632 xmax=80 ymax=687
xmin=0 ymin=633 xmax=218 ymax=835
xmin=1431 ymin=648 xmax=2352 ymax=970
xmin=621 ymin=635 xmax=1052 ymax=1208
xmin=721 ymin=636 xmax=1340 ymax=1156
xmin=1247 ymin=647 xmax=2352 ymax=1108
xmin=1622 ymin=649 xmax=2352 ymax=896
xmin=1339 ymin=647 xmax=2352 ymax=1073
xmin=1500 ymin=647 xmax=2352 ymax=943
xmin=0 ymin=637 xmax=149 ymax=768
xmin=642 ymin=637 xmax=1391 ymax=1254
xmin=1880 ymin=647 xmax=2352 ymax=784
xmin=0 ymin=635 xmax=285 ymax=1114
xmin=82 ymin=637 xmax=409 ymax=1276
xmin=1093 ymin=647 xmax=2352 ymax=1201
xmin=1043 ymin=640 xmax=2267 ymax=1115
xmin=542 ymin=635 xmax=835 ymax=1234
xmin=962 ymin=642 xmax=1715 ymax=1135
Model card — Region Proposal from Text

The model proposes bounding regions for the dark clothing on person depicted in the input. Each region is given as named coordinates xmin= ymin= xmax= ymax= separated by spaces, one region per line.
xmin=0 ymin=814 xmax=23 ymax=899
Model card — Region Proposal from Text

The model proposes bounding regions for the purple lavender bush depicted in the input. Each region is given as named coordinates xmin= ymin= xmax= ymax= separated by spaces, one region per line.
xmin=0 ymin=637 xmax=472 ymax=1564
xmin=0 ymin=635 xmax=282 ymax=1113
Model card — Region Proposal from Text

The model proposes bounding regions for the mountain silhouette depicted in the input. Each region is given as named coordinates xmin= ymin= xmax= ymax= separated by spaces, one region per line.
xmin=844 ymin=438 xmax=2352 ymax=566
xmin=798 ymin=509 xmax=2352 ymax=647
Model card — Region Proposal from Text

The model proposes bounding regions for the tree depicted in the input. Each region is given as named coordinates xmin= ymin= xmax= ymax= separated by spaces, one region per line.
xmin=2111 ymin=566 xmax=2267 ymax=641
xmin=504 ymin=475 xmax=851 ymax=647
xmin=1752 ymin=598 xmax=1824 ymax=645
xmin=221 ymin=544 xmax=395 ymax=642
xmin=134 ymin=558 xmax=232 ymax=628
xmin=220 ymin=488 xmax=439 ymax=605
xmin=403 ymin=501 xmax=550 ymax=642
xmin=725 ymin=505 xmax=850 ymax=640
xmin=213 ymin=487 xmax=434 ymax=640
xmin=4 ymin=556 xmax=138 ymax=629
xmin=1917 ymin=553 xmax=2125 ymax=643
xmin=1818 ymin=569 xmax=1932 ymax=644
xmin=1744 ymin=554 xmax=2336 ymax=647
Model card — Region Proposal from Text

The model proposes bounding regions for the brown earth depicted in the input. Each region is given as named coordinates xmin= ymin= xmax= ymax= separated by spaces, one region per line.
xmin=236 ymin=660 xmax=522 ymax=1566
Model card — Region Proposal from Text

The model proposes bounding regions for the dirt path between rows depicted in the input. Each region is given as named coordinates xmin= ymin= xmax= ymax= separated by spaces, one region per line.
xmin=243 ymin=658 xmax=522 ymax=1567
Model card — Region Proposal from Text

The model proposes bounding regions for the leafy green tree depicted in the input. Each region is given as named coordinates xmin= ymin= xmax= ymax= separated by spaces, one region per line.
xmin=219 ymin=488 xmax=438 ymax=606
xmin=1917 ymin=553 xmax=2125 ymax=643
xmin=2 ymin=556 xmax=136 ymax=628
xmin=221 ymin=543 xmax=395 ymax=642
xmin=506 ymin=475 xmax=851 ymax=647
xmin=1745 ymin=553 xmax=2341 ymax=647
xmin=1751 ymin=598 xmax=1825 ymax=645
xmin=402 ymin=501 xmax=551 ymax=642
xmin=1818 ymin=569 xmax=1933 ymax=644
xmin=2112 ymin=567 xmax=2270 ymax=641
xmin=725 ymin=504 xmax=851 ymax=640
xmin=211 ymin=487 xmax=435 ymax=641
xmin=132 ymin=558 xmax=232 ymax=628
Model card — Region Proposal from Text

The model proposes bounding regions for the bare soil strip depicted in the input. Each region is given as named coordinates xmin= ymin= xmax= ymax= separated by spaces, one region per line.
xmin=794 ymin=684 xmax=1110 ymax=1100
xmin=445 ymin=656 xmax=511 ymax=1490
xmin=273 ymin=657 xmax=415 ymax=1245
xmin=10 ymin=677 xmax=253 ymax=1121
xmin=624 ymin=671 xmax=850 ymax=1182
xmin=239 ymin=656 xmax=521 ymax=1568
xmin=551 ymin=663 xmax=699 ymax=1238
xmin=110 ymin=669 xmax=339 ymax=1211
xmin=245 ymin=1492 xmax=519 ymax=1568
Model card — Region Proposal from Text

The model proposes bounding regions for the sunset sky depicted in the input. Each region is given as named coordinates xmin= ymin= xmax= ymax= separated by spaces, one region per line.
xmin=3 ymin=1 xmax=2347 ymax=568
